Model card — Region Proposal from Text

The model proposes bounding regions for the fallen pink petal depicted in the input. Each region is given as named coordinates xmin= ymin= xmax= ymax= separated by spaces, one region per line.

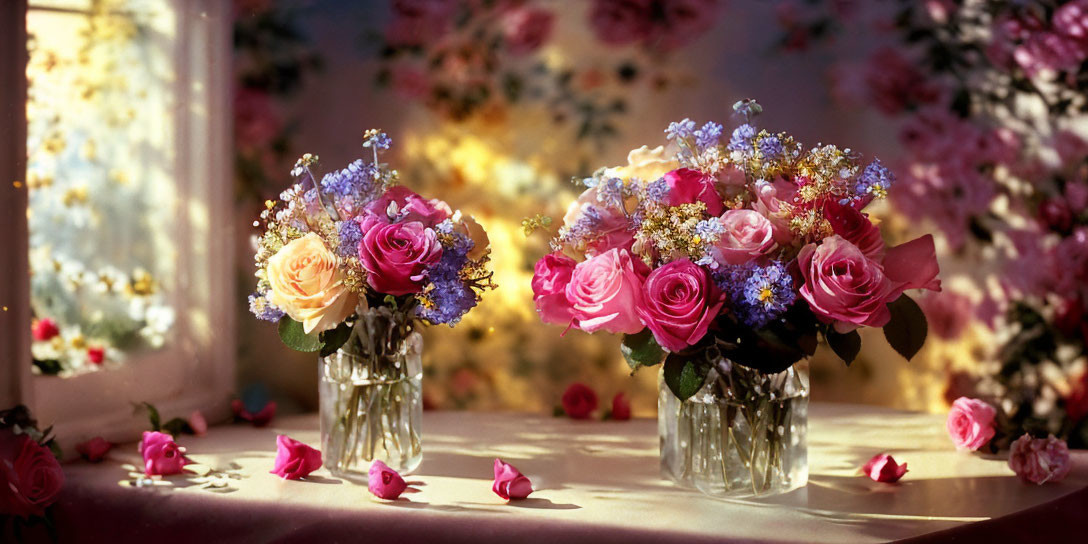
xmin=493 ymin=458 xmax=533 ymax=500
xmin=189 ymin=411 xmax=208 ymax=436
xmin=270 ymin=435 xmax=322 ymax=480
xmin=368 ymin=460 xmax=407 ymax=500
xmin=863 ymin=453 xmax=908 ymax=483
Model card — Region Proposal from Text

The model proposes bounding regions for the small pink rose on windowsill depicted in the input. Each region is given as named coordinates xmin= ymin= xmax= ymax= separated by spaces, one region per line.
xmin=75 ymin=437 xmax=112 ymax=462
xmin=139 ymin=431 xmax=190 ymax=476
xmin=493 ymin=458 xmax=533 ymax=501
xmin=270 ymin=435 xmax=322 ymax=480
xmin=1008 ymin=434 xmax=1071 ymax=485
xmin=946 ymin=397 xmax=997 ymax=451
xmin=188 ymin=411 xmax=208 ymax=437
xmin=863 ymin=453 xmax=908 ymax=483
xmin=232 ymin=399 xmax=277 ymax=427
xmin=368 ymin=460 xmax=407 ymax=500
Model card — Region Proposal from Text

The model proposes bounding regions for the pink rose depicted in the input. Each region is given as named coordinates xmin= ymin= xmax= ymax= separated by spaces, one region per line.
xmin=798 ymin=236 xmax=898 ymax=332
xmin=664 ymin=168 xmax=724 ymax=216
xmin=31 ymin=318 xmax=59 ymax=341
xmin=712 ymin=210 xmax=777 ymax=266
xmin=563 ymin=189 xmax=636 ymax=255
xmin=1055 ymin=0 xmax=1088 ymax=41
xmin=189 ymin=411 xmax=208 ymax=437
xmin=364 ymin=186 xmax=452 ymax=226
xmin=636 ymin=259 xmax=725 ymax=352
xmin=1008 ymin=434 xmax=1071 ymax=485
xmin=75 ymin=437 xmax=112 ymax=462
xmin=492 ymin=459 xmax=533 ymax=500
xmin=139 ymin=431 xmax=190 ymax=476
xmin=946 ymin=397 xmax=996 ymax=451
xmin=863 ymin=453 xmax=908 ymax=483
xmin=502 ymin=7 xmax=554 ymax=55
xmin=561 ymin=383 xmax=598 ymax=420
xmin=270 ymin=435 xmax=322 ymax=480
xmin=611 ymin=393 xmax=631 ymax=421
xmin=589 ymin=0 xmax=653 ymax=46
xmin=233 ymin=87 xmax=283 ymax=152
xmin=824 ymin=199 xmax=884 ymax=259
xmin=753 ymin=177 xmax=799 ymax=245
xmin=358 ymin=215 xmax=442 ymax=296
xmin=566 ymin=248 xmax=647 ymax=334
xmin=232 ymin=399 xmax=277 ymax=427
xmin=653 ymin=0 xmax=720 ymax=51
xmin=532 ymin=252 xmax=578 ymax=326
xmin=883 ymin=234 xmax=942 ymax=293
xmin=920 ymin=291 xmax=973 ymax=340
xmin=368 ymin=460 xmax=408 ymax=499
xmin=0 ymin=433 xmax=64 ymax=518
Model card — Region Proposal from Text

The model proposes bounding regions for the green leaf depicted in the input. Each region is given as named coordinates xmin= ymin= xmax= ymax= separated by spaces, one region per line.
xmin=620 ymin=329 xmax=666 ymax=371
xmin=32 ymin=359 xmax=62 ymax=375
xmin=826 ymin=329 xmax=862 ymax=366
xmin=278 ymin=317 xmax=323 ymax=352
xmin=161 ymin=417 xmax=193 ymax=437
xmin=884 ymin=294 xmax=928 ymax=361
xmin=663 ymin=354 xmax=707 ymax=401
xmin=319 ymin=322 xmax=354 ymax=358
xmin=140 ymin=402 xmax=161 ymax=431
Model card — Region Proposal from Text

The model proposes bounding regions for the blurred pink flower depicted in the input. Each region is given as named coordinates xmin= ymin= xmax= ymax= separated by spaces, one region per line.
xmin=611 ymin=393 xmax=631 ymax=421
xmin=76 ymin=437 xmax=111 ymax=463
xmin=589 ymin=0 xmax=720 ymax=51
xmin=862 ymin=48 xmax=940 ymax=115
xmin=232 ymin=399 xmax=276 ymax=427
xmin=188 ymin=411 xmax=208 ymax=437
xmin=1008 ymin=434 xmax=1071 ymax=485
xmin=561 ymin=383 xmax=598 ymax=420
xmin=1051 ymin=228 xmax=1088 ymax=302
xmin=233 ymin=87 xmax=283 ymax=152
xmin=502 ymin=7 xmax=554 ymax=55
xmin=31 ymin=318 xmax=59 ymax=342
xmin=919 ymin=291 xmax=973 ymax=340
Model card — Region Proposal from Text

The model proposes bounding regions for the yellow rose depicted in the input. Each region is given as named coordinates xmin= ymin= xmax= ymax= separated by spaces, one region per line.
xmin=610 ymin=145 xmax=680 ymax=182
xmin=266 ymin=233 xmax=358 ymax=334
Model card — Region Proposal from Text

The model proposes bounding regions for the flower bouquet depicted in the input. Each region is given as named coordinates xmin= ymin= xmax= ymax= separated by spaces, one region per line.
xmin=250 ymin=130 xmax=494 ymax=481
xmin=531 ymin=100 xmax=941 ymax=497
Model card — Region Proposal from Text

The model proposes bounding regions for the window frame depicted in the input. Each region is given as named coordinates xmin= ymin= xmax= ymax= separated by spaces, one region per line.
xmin=2 ymin=0 xmax=236 ymax=451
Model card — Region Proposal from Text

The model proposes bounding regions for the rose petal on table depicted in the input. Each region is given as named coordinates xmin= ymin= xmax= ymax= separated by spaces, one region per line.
xmin=863 ymin=453 xmax=908 ymax=483
xmin=493 ymin=458 xmax=533 ymax=500
xmin=270 ymin=435 xmax=322 ymax=480
xmin=76 ymin=436 xmax=112 ymax=462
xmin=368 ymin=460 xmax=408 ymax=500
xmin=189 ymin=411 xmax=208 ymax=436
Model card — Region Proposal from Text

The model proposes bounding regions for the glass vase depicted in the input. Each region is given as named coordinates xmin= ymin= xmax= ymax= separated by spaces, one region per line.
xmin=319 ymin=306 xmax=423 ymax=483
xmin=659 ymin=359 xmax=809 ymax=498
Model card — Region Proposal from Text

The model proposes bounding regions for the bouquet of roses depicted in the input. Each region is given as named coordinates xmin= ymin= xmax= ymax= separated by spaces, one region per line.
xmin=532 ymin=100 xmax=941 ymax=401
xmin=250 ymin=129 xmax=494 ymax=354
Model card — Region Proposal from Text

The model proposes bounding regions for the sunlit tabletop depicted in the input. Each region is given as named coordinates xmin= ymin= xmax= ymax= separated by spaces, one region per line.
xmin=54 ymin=404 xmax=1088 ymax=543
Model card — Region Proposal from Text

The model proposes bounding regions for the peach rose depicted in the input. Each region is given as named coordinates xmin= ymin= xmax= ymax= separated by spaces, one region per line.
xmin=458 ymin=215 xmax=490 ymax=261
xmin=266 ymin=233 xmax=358 ymax=334
xmin=610 ymin=145 xmax=680 ymax=182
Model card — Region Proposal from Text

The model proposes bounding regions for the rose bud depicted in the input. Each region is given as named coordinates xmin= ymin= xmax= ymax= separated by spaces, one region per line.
xmin=76 ymin=437 xmax=112 ymax=463
xmin=492 ymin=459 xmax=533 ymax=500
xmin=611 ymin=393 xmax=631 ymax=421
xmin=863 ymin=453 xmax=908 ymax=483
xmin=270 ymin=435 xmax=322 ymax=480
xmin=368 ymin=460 xmax=408 ymax=500
xmin=561 ymin=383 xmax=598 ymax=420
xmin=139 ymin=431 xmax=190 ymax=476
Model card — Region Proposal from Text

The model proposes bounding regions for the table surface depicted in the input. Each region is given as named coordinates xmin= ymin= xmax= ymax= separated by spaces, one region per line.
xmin=55 ymin=403 xmax=1088 ymax=543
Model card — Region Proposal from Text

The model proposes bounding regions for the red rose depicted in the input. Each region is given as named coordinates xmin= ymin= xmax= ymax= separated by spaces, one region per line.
xmin=611 ymin=393 xmax=631 ymax=421
xmin=87 ymin=347 xmax=105 ymax=365
xmin=31 ymin=318 xmax=60 ymax=342
xmin=561 ymin=383 xmax=598 ymax=420
xmin=0 ymin=432 xmax=65 ymax=518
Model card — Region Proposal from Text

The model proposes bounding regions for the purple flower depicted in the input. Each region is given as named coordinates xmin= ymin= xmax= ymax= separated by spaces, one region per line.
xmin=694 ymin=121 xmax=723 ymax=150
xmin=419 ymin=229 xmax=478 ymax=325
xmin=336 ymin=219 xmax=363 ymax=258
xmin=363 ymin=131 xmax=392 ymax=150
xmin=249 ymin=293 xmax=286 ymax=322
xmin=320 ymin=159 xmax=378 ymax=200
xmin=727 ymin=124 xmax=756 ymax=152
xmin=855 ymin=159 xmax=894 ymax=197
xmin=644 ymin=177 xmax=670 ymax=203
xmin=718 ymin=261 xmax=796 ymax=328
xmin=665 ymin=118 xmax=696 ymax=141
xmin=759 ymin=135 xmax=784 ymax=159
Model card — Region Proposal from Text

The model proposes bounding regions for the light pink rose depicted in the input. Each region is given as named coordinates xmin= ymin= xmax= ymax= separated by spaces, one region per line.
xmin=1008 ymin=434 xmax=1071 ymax=485
xmin=797 ymin=236 xmax=898 ymax=332
xmin=492 ymin=459 xmax=533 ymax=500
xmin=532 ymin=252 xmax=578 ymax=326
xmin=139 ymin=431 xmax=190 ymax=476
xmin=358 ymin=214 xmax=443 ymax=296
xmin=364 ymin=186 xmax=452 ymax=226
xmin=270 ymin=435 xmax=322 ymax=480
xmin=502 ymin=7 xmax=554 ymax=55
xmin=0 ymin=432 xmax=64 ymax=518
xmin=863 ymin=453 xmax=908 ymax=483
xmin=636 ymin=259 xmax=725 ymax=352
xmin=712 ymin=210 xmax=776 ymax=266
xmin=563 ymin=188 xmax=635 ymax=255
xmin=566 ymin=248 xmax=648 ymax=334
xmin=368 ymin=460 xmax=407 ymax=500
xmin=664 ymin=168 xmax=724 ymax=216
xmin=75 ymin=437 xmax=112 ymax=462
xmin=188 ymin=411 xmax=207 ymax=437
xmin=753 ymin=177 xmax=799 ymax=245
xmin=824 ymin=199 xmax=884 ymax=259
xmin=946 ymin=397 xmax=997 ymax=451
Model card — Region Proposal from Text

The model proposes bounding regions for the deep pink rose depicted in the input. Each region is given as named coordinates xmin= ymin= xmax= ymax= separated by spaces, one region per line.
xmin=364 ymin=186 xmax=452 ymax=226
xmin=532 ymin=252 xmax=578 ymax=326
xmin=232 ymin=398 xmax=277 ymax=427
xmin=139 ymin=431 xmax=190 ymax=476
xmin=824 ymin=200 xmax=884 ymax=259
xmin=368 ymin=460 xmax=407 ymax=499
xmin=566 ymin=248 xmax=647 ymax=334
xmin=492 ymin=459 xmax=533 ymax=500
xmin=946 ymin=397 xmax=996 ymax=451
xmin=502 ymin=7 xmax=554 ymax=55
xmin=270 ymin=435 xmax=322 ymax=480
xmin=561 ymin=383 xmax=598 ymax=420
xmin=0 ymin=432 xmax=64 ymax=518
xmin=76 ymin=437 xmax=112 ymax=462
xmin=611 ymin=393 xmax=631 ymax=421
xmin=1055 ymin=0 xmax=1088 ymax=41
xmin=589 ymin=0 xmax=653 ymax=46
xmin=798 ymin=236 xmax=898 ymax=332
xmin=863 ymin=453 xmax=908 ymax=483
xmin=712 ymin=210 xmax=776 ymax=266
xmin=31 ymin=318 xmax=59 ymax=341
xmin=664 ymin=168 xmax=724 ymax=216
xmin=358 ymin=214 xmax=442 ymax=296
xmin=753 ymin=177 xmax=799 ymax=245
xmin=1008 ymin=434 xmax=1071 ymax=485
xmin=637 ymin=259 xmax=725 ymax=352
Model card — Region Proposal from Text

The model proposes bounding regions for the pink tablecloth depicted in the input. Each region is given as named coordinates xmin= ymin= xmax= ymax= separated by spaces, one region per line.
xmin=40 ymin=405 xmax=1088 ymax=543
